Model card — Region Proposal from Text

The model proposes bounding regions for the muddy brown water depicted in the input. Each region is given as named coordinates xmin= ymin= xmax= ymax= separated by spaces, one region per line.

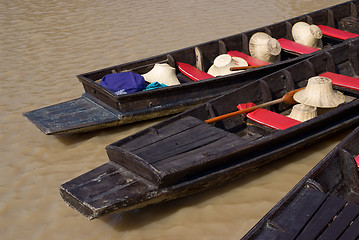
xmin=0 ymin=0 xmax=352 ymax=239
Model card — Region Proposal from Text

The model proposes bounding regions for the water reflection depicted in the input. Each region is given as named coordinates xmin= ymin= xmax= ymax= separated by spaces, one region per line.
xmin=0 ymin=0 xmax=349 ymax=239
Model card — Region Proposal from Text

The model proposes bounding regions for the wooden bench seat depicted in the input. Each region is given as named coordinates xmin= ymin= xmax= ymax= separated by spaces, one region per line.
xmin=318 ymin=25 xmax=359 ymax=40
xmin=108 ymin=116 xmax=246 ymax=187
xmin=277 ymin=38 xmax=320 ymax=55
xmin=320 ymin=72 xmax=359 ymax=91
xmin=237 ymin=102 xmax=301 ymax=130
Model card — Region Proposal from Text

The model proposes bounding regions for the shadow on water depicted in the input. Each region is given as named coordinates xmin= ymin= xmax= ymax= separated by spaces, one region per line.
xmin=99 ymin=129 xmax=352 ymax=231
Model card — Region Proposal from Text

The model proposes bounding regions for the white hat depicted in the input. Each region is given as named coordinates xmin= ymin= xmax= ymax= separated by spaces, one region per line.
xmin=207 ymin=54 xmax=248 ymax=76
xmin=294 ymin=76 xmax=345 ymax=108
xmin=288 ymin=104 xmax=317 ymax=122
xmin=292 ymin=22 xmax=323 ymax=48
xmin=142 ymin=63 xmax=180 ymax=86
xmin=249 ymin=32 xmax=281 ymax=63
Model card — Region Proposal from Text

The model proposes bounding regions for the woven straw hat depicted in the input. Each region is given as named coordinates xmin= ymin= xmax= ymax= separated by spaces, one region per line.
xmin=207 ymin=54 xmax=248 ymax=76
xmin=142 ymin=63 xmax=180 ymax=86
xmin=288 ymin=104 xmax=317 ymax=122
xmin=249 ymin=32 xmax=281 ymax=63
xmin=293 ymin=76 xmax=345 ymax=108
xmin=292 ymin=22 xmax=323 ymax=48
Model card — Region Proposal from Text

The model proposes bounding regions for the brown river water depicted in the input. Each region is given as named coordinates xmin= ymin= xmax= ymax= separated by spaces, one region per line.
xmin=1 ymin=0 xmax=353 ymax=239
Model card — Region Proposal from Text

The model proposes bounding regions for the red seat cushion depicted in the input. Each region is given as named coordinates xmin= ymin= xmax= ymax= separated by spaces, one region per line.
xmin=277 ymin=38 xmax=319 ymax=55
xmin=237 ymin=103 xmax=301 ymax=130
xmin=177 ymin=62 xmax=214 ymax=81
xmin=318 ymin=25 xmax=359 ymax=40
xmin=227 ymin=51 xmax=270 ymax=66
xmin=320 ymin=72 xmax=359 ymax=91
xmin=355 ymin=155 xmax=359 ymax=168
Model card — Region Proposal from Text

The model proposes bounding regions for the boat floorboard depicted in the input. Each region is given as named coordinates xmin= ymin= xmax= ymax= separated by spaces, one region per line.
xmin=254 ymin=187 xmax=359 ymax=240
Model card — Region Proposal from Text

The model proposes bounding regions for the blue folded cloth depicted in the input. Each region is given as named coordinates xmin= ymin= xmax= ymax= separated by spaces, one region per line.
xmin=100 ymin=72 xmax=146 ymax=95
xmin=144 ymin=82 xmax=168 ymax=90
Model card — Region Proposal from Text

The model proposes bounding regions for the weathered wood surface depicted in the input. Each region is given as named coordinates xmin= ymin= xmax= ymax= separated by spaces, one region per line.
xmin=25 ymin=1 xmax=359 ymax=135
xmin=23 ymin=95 xmax=120 ymax=135
xmin=60 ymin=37 xmax=359 ymax=219
xmin=242 ymin=126 xmax=359 ymax=239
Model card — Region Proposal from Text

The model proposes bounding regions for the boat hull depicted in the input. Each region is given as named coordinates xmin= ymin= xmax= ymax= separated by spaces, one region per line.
xmin=60 ymin=37 xmax=359 ymax=219
xmin=25 ymin=1 xmax=359 ymax=135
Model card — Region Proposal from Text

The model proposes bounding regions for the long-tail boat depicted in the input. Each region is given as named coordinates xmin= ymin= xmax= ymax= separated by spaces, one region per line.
xmin=242 ymin=126 xmax=359 ymax=240
xmin=24 ymin=1 xmax=359 ymax=135
xmin=60 ymin=37 xmax=359 ymax=219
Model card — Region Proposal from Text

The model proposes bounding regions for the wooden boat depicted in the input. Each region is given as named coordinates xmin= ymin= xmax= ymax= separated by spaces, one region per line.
xmin=24 ymin=1 xmax=359 ymax=135
xmin=60 ymin=37 xmax=359 ymax=219
xmin=241 ymin=126 xmax=359 ymax=240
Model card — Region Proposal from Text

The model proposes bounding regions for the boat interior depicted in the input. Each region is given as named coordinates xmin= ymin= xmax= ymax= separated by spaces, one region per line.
xmin=76 ymin=1 xmax=359 ymax=110
xmin=242 ymin=127 xmax=359 ymax=239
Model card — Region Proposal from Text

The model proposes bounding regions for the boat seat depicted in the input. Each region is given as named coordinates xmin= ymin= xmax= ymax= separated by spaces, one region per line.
xmin=318 ymin=25 xmax=359 ymax=40
xmin=227 ymin=51 xmax=270 ymax=66
xmin=277 ymin=38 xmax=320 ymax=55
xmin=237 ymin=102 xmax=301 ymax=130
xmin=177 ymin=62 xmax=214 ymax=81
xmin=319 ymin=72 xmax=359 ymax=91
xmin=355 ymin=154 xmax=359 ymax=168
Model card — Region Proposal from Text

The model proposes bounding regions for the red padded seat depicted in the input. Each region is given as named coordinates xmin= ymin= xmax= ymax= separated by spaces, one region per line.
xmin=237 ymin=102 xmax=301 ymax=130
xmin=227 ymin=51 xmax=270 ymax=66
xmin=318 ymin=25 xmax=359 ymax=40
xmin=277 ymin=38 xmax=320 ymax=55
xmin=177 ymin=62 xmax=214 ymax=81
xmin=320 ymin=72 xmax=359 ymax=91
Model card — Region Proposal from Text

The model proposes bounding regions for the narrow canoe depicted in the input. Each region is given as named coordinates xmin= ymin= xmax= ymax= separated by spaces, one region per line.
xmin=242 ymin=126 xmax=359 ymax=240
xmin=60 ymin=37 xmax=359 ymax=219
xmin=24 ymin=1 xmax=359 ymax=135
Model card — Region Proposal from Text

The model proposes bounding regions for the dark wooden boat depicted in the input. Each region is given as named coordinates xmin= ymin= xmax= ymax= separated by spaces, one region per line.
xmin=60 ymin=37 xmax=359 ymax=219
xmin=24 ymin=1 xmax=359 ymax=135
xmin=241 ymin=126 xmax=359 ymax=240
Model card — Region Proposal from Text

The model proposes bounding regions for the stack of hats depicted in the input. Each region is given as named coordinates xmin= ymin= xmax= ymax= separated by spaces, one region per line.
xmin=288 ymin=76 xmax=345 ymax=121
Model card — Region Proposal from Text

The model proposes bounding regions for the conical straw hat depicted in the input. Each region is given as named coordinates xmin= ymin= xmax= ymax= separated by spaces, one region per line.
xmin=207 ymin=54 xmax=248 ymax=76
xmin=142 ymin=63 xmax=180 ymax=86
xmin=293 ymin=76 xmax=345 ymax=108
xmin=288 ymin=104 xmax=317 ymax=122
xmin=292 ymin=22 xmax=323 ymax=48
xmin=249 ymin=32 xmax=281 ymax=63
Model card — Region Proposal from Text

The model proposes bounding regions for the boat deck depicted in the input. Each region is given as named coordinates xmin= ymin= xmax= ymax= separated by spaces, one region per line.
xmin=254 ymin=187 xmax=359 ymax=240
xmin=242 ymin=127 xmax=359 ymax=239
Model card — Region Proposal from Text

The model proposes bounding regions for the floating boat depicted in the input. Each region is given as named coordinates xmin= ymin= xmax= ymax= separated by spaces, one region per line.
xmin=60 ymin=37 xmax=359 ymax=219
xmin=242 ymin=126 xmax=359 ymax=240
xmin=24 ymin=1 xmax=359 ymax=135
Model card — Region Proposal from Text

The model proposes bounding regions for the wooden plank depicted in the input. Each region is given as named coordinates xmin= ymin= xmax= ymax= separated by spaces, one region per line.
xmin=152 ymin=132 xmax=245 ymax=177
xmin=60 ymin=162 xmax=154 ymax=210
xmin=338 ymin=216 xmax=359 ymax=240
xmin=317 ymin=203 xmax=359 ymax=240
xmin=23 ymin=96 xmax=120 ymax=134
xmin=254 ymin=188 xmax=328 ymax=240
xmin=119 ymin=116 xmax=204 ymax=152
xmin=133 ymin=121 xmax=231 ymax=163
xmin=296 ymin=195 xmax=347 ymax=239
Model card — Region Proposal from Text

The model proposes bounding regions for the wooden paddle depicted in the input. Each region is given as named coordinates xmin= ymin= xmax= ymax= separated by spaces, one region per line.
xmin=204 ymin=88 xmax=304 ymax=124
xmin=230 ymin=65 xmax=266 ymax=71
